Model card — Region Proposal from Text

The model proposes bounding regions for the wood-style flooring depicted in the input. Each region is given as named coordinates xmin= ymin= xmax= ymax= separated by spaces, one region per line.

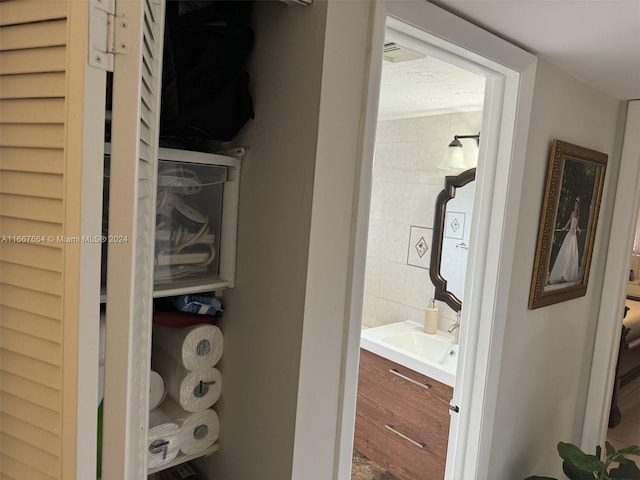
xmin=351 ymin=451 xmax=399 ymax=480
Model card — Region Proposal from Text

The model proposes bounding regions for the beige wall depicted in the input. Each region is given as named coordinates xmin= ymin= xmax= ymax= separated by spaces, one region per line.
xmin=487 ymin=59 xmax=623 ymax=478
xmin=197 ymin=2 xmax=329 ymax=479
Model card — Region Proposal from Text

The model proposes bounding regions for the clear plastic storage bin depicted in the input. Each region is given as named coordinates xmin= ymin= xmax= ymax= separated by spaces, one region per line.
xmin=101 ymin=145 xmax=241 ymax=301
xmin=154 ymin=160 xmax=227 ymax=284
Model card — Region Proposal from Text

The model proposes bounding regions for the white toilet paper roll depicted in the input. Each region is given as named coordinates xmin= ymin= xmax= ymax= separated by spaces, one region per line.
xmin=160 ymin=397 xmax=220 ymax=455
xmin=153 ymin=348 xmax=222 ymax=412
xmin=147 ymin=409 xmax=181 ymax=469
xmin=153 ymin=324 xmax=223 ymax=371
xmin=149 ymin=370 xmax=166 ymax=411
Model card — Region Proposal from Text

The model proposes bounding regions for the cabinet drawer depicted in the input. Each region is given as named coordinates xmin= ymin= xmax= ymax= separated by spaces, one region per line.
xmin=354 ymin=406 xmax=446 ymax=480
xmin=356 ymin=391 xmax=448 ymax=466
xmin=358 ymin=349 xmax=452 ymax=438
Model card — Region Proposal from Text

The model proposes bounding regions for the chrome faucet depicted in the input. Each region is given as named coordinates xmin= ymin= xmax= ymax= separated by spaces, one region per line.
xmin=447 ymin=312 xmax=461 ymax=344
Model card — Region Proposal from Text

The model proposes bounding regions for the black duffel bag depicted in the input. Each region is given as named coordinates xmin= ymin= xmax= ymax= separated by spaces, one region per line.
xmin=161 ymin=1 xmax=255 ymax=146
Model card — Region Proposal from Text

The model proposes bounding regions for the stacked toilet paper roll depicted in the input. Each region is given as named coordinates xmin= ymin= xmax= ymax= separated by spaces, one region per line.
xmin=150 ymin=323 xmax=223 ymax=461
xmin=149 ymin=370 xmax=167 ymax=411
xmin=153 ymin=324 xmax=223 ymax=370
xmin=147 ymin=408 xmax=181 ymax=469
xmin=159 ymin=396 xmax=220 ymax=455
xmin=152 ymin=347 xmax=222 ymax=412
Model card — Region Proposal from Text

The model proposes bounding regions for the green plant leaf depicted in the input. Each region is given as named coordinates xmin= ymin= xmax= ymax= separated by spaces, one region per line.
xmin=562 ymin=461 xmax=597 ymax=480
xmin=605 ymin=441 xmax=616 ymax=458
xmin=618 ymin=445 xmax=640 ymax=457
xmin=558 ymin=442 xmax=605 ymax=472
xmin=609 ymin=458 xmax=640 ymax=479
xmin=611 ymin=454 xmax=626 ymax=463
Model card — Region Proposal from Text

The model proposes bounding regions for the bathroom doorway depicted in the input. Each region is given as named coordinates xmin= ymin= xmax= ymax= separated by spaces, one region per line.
xmin=360 ymin=42 xmax=485 ymax=332
xmin=332 ymin=2 xmax=538 ymax=479
xmin=351 ymin=32 xmax=485 ymax=480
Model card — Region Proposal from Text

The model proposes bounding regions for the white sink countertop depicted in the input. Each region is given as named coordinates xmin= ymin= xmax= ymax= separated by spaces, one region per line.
xmin=360 ymin=320 xmax=458 ymax=387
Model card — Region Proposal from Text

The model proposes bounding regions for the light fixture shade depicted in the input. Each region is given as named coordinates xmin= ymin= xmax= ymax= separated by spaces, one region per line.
xmin=465 ymin=141 xmax=479 ymax=168
xmin=439 ymin=139 xmax=467 ymax=169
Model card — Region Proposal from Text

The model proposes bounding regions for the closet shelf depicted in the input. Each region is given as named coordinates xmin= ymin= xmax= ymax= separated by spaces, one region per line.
xmin=147 ymin=444 xmax=219 ymax=475
xmin=157 ymin=146 xmax=241 ymax=169
xmin=153 ymin=275 xmax=232 ymax=298
xmin=100 ymin=275 xmax=232 ymax=303
xmin=104 ymin=142 xmax=241 ymax=168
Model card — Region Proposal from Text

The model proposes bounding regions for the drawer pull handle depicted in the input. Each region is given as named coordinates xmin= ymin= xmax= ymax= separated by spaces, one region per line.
xmin=389 ymin=368 xmax=431 ymax=390
xmin=384 ymin=424 xmax=426 ymax=449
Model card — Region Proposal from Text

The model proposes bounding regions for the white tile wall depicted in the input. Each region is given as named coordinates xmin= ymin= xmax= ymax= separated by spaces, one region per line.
xmin=403 ymin=266 xmax=431 ymax=309
xmin=379 ymin=260 xmax=407 ymax=303
xmin=384 ymin=224 xmax=411 ymax=264
xmin=361 ymin=111 xmax=481 ymax=330
xmin=407 ymin=226 xmax=432 ymax=269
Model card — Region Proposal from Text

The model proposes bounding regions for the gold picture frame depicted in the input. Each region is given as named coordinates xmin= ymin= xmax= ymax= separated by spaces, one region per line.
xmin=528 ymin=140 xmax=608 ymax=309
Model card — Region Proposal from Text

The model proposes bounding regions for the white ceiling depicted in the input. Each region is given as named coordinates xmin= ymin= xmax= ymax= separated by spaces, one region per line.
xmin=377 ymin=1 xmax=639 ymax=120
xmin=430 ymin=0 xmax=640 ymax=101
xmin=378 ymin=55 xmax=485 ymax=120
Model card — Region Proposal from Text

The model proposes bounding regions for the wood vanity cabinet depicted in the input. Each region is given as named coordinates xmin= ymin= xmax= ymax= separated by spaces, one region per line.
xmin=354 ymin=349 xmax=453 ymax=480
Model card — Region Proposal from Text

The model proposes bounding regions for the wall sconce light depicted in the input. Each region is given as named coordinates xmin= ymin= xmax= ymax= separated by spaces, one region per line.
xmin=439 ymin=133 xmax=480 ymax=169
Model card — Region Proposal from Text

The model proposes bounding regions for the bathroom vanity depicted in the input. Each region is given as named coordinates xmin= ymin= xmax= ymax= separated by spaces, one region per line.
xmin=355 ymin=321 xmax=456 ymax=480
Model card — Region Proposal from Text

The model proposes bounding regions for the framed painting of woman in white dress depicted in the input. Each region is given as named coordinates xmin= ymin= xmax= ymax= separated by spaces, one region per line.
xmin=529 ymin=139 xmax=608 ymax=309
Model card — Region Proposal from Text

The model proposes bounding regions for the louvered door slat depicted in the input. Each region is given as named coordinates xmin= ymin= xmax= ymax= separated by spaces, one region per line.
xmin=0 ymin=99 xmax=65 ymax=124
xmin=0 ymin=19 xmax=66 ymax=50
xmin=1 ymin=413 xmax=60 ymax=455
xmin=1 ymin=454 xmax=58 ymax=480
xmin=0 ymin=147 xmax=65 ymax=174
xmin=0 ymin=46 xmax=66 ymax=74
xmin=139 ymin=95 xmax=153 ymax=126
xmin=1 ymin=350 xmax=61 ymax=387
xmin=0 ymin=2 xmax=67 ymax=26
xmin=0 ymin=306 xmax=61 ymax=341
xmin=0 ymin=73 xmax=66 ymax=99
xmin=0 ymin=217 xmax=63 ymax=241
xmin=1 ymin=434 xmax=60 ymax=475
xmin=0 ymin=371 xmax=61 ymax=412
xmin=1 ymin=392 xmax=60 ymax=435
xmin=0 ymin=194 xmax=63 ymax=223
xmin=0 ymin=284 xmax=61 ymax=319
xmin=0 ymin=171 xmax=63 ymax=199
xmin=0 ymin=124 xmax=65 ymax=149
xmin=0 ymin=262 xmax=62 ymax=296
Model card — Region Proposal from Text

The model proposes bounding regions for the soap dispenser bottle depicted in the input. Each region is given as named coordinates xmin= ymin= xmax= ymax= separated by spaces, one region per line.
xmin=424 ymin=298 xmax=439 ymax=334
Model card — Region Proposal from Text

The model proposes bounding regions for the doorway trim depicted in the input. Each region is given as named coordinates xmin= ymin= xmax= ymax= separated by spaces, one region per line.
xmin=334 ymin=2 xmax=537 ymax=479
xmin=582 ymin=100 xmax=640 ymax=448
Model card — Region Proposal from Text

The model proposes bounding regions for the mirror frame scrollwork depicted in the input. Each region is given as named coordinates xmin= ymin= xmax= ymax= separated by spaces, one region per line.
xmin=429 ymin=168 xmax=476 ymax=313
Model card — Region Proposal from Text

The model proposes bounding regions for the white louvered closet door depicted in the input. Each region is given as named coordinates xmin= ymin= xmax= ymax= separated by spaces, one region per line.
xmin=102 ymin=0 xmax=165 ymax=478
